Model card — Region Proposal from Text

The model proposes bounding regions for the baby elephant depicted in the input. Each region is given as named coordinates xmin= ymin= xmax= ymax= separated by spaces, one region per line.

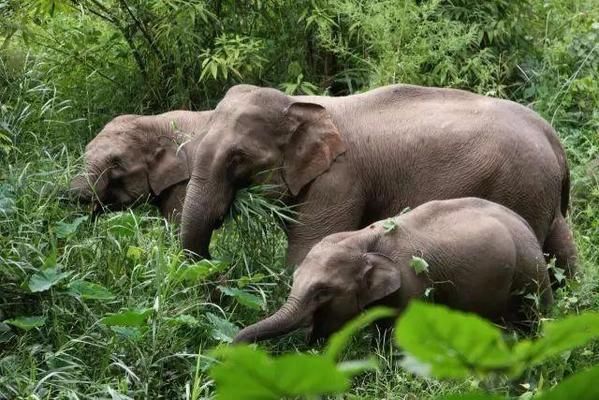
xmin=234 ymin=198 xmax=553 ymax=344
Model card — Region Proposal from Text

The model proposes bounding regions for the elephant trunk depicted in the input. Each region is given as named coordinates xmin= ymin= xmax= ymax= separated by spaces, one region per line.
xmin=70 ymin=164 xmax=108 ymax=203
xmin=180 ymin=177 xmax=221 ymax=259
xmin=233 ymin=296 xmax=306 ymax=343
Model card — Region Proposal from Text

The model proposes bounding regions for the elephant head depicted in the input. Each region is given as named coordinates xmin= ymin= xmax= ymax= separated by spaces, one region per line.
xmin=181 ymin=85 xmax=346 ymax=258
xmin=70 ymin=112 xmax=194 ymax=215
xmin=233 ymin=231 xmax=402 ymax=343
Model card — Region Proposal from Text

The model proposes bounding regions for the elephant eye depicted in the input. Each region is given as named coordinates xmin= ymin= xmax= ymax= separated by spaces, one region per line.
xmin=313 ymin=286 xmax=334 ymax=302
xmin=227 ymin=149 xmax=252 ymax=182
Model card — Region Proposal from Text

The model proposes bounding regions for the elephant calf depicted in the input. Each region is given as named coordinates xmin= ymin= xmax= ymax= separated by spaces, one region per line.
xmin=234 ymin=197 xmax=553 ymax=344
xmin=70 ymin=110 xmax=212 ymax=222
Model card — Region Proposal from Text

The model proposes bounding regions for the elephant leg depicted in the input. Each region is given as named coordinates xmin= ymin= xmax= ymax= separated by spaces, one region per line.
xmin=543 ymin=214 xmax=577 ymax=282
xmin=158 ymin=183 xmax=187 ymax=223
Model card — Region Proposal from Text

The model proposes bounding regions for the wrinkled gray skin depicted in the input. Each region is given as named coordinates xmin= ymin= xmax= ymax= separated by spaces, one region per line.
xmin=234 ymin=198 xmax=554 ymax=343
xmin=181 ymin=84 xmax=576 ymax=277
xmin=70 ymin=110 xmax=212 ymax=222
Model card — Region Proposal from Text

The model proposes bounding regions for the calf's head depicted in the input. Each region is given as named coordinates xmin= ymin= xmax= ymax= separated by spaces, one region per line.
xmin=233 ymin=231 xmax=401 ymax=343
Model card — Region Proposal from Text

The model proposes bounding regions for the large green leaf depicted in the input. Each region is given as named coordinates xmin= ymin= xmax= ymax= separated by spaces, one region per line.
xmin=175 ymin=259 xmax=228 ymax=283
xmin=210 ymin=346 xmax=349 ymax=400
xmin=218 ymin=286 xmax=264 ymax=310
xmin=4 ymin=316 xmax=46 ymax=331
xmin=28 ymin=268 xmax=70 ymax=292
xmin=515 ymin=312 xmax=599 ymax=367
xmin=106 ymin=212 xmax=137 ymax=238
xmin=395 ymin=302 xmax=513 ymax=378
xmin=102 ymin=308 xmax=152 ymax=327
xmin=67 ymin=279 xmax=115 ymax=300
xmin=206 ymin=313 xmax=239 ymax=343
xmin=54 ymin=215 xmax=87 ymax=238
xmin=537 ymin=364 xmax=599 ymax=400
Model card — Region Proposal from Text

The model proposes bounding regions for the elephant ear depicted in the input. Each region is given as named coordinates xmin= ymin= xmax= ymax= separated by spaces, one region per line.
xmin=358 ymin=253 xmax=401 ymax=309
xmin=283 ymin=102 xmax=346 ymax=196
xmin=148 ymin=140 xmax=190 ymax=195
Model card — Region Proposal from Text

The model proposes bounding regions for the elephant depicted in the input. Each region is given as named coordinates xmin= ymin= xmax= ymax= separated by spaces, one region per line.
xmin=70 ymin=110 xmax=212 ymax=222
xmin=233 ymin=197 xmax=554 ymax=344
xmin=180 ymin=84 xmax=576 ymax=278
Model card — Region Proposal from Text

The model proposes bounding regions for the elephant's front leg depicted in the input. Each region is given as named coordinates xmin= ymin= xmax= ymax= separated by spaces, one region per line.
xmin=285 ymin=172 xmax=364 ymax=267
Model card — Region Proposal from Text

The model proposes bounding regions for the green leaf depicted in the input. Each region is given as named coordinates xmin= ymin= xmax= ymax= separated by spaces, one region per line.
xmin=325 ymin=307 xmax=395 ymax=361
xmin=4 ymin=316 xmax=46 ymax=331
xmin=382 ymin=218 xmax=397 ymax=233
xmin=537 ymin=364 xmax=599 ymax=400
xmin=43 ymin=248 xmax=58 ymax=269
xmin=167 ymin=314 xmax=200 ymax=327
xmin=206 ymin=313 xmax=239 ymax=343
xmin=395 ymin=302 xmax=513 ymax=378
xmin=409 ymin=256 xmax=429 ymax=274
xmin=210 ymin=346 xmax=349 ymax=400
xmin=237 ymin=273 xmax=265 ymax=288
xmin=54 ymin=216 xmax=87 ymax=238
xmin=106 ymin=213 xmax=137 ymax=238
xmin=28 ymin=268 xmax=70 ymax=292
xmin=110 ymin=326 xmax=146 ymax=340
xmin=176 ymin=259 xmax=228 ymax=283
xmin=218 ymin=286 xmax=264 ymax=310
xmin=67 ymin=280 xmax=115 ymax=300
xmin=126 ymin=246 xmax=144 ymax=261
xmin=515 ymin=312 xmax=599 ymax=367
xmin=102 ymin=308 xmax=152 ymax=327
xmin=274 ymin=353 xmax=350 ymax=396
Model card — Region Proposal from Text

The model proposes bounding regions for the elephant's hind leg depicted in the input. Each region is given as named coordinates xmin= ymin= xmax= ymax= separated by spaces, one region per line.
xmin=543 ymin=214 xmax=577 ymax=283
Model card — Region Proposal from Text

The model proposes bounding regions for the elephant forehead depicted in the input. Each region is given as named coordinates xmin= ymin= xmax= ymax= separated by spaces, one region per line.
xmin=300 ymin=246 xmax=360 ymax=275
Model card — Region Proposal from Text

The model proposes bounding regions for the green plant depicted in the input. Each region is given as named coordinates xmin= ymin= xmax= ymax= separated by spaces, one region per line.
xmin=211 ymin=303 xmax=599 ymax=399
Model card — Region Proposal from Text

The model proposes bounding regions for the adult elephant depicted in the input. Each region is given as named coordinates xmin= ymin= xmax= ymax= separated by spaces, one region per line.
xmin=181 ymin=84 xmax=576 ymax=277
xmin=70 ymin=110 xmax=212 ymax=222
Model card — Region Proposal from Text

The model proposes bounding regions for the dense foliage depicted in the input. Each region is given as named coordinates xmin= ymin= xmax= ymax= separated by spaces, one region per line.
xmin=1 ymin=0 xmax=598 ymax=398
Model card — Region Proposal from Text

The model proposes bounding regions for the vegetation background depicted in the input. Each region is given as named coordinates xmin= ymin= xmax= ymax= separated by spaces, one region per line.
xmin=0 ymin=0 xmax=598 ymax=398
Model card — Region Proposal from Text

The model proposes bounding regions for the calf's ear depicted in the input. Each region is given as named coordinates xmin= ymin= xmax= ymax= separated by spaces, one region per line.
xmin=358 ymin=253 xmax=401 ymax=309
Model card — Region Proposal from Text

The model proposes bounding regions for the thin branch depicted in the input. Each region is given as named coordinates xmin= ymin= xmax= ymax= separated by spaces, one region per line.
xmin=118 ymin=0 xmax=164 ymax=62
xmin=67 ymin=0 xmax=116 ymax=25
xmin=70 ymin=0 xmax=148 ymax=76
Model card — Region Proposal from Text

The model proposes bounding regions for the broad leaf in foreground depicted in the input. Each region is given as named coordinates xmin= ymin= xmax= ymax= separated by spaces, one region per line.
xmin=537 ymin=364 xmax=599 ymax=400
xmin=395 ymin=302 xmax=513 ymax=378
xmin=515 ymin=312 xmax=599 ymax=368
xmin=211 ymin=346 xmax=349 ymax=400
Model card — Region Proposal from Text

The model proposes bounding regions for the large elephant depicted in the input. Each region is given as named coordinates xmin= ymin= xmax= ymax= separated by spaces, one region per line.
xmin=71 ymin=110 xmax=212 ymax=222
xmin=233 ymin=197 xmax=554 ymax=343
xmin=181 ymin=84 xmax=576 ymax=277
